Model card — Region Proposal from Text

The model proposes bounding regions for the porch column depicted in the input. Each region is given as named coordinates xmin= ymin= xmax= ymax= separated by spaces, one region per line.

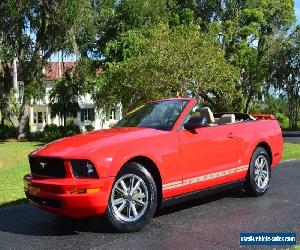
xmin=30 ymin=107 xmax=34 ymax=124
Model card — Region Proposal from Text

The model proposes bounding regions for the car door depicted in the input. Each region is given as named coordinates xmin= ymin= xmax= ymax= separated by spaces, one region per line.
xmin=178 ymin=106 xmax=240 ymax=194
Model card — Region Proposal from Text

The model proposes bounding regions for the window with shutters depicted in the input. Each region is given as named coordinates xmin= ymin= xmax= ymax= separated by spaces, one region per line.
xmin=81 ymin=108 xmax=95 ymax=122
xmin=109 ymin=109 xmax=116 ymax=120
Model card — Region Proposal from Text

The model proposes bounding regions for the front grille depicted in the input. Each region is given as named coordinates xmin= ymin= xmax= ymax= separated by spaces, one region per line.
xmin=26 ymin=193 xmax=62 ymax=208
xmin=29 ymin=157 xmax=66 ymax=178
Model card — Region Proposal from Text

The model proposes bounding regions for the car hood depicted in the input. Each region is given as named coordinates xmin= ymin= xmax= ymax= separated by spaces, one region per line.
xmin=30 ymin=127 xmax=166 ymax=158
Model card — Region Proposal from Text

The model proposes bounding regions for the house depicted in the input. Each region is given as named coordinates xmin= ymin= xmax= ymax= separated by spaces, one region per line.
xmin=8 ymin=60 xmax=122 ymax=131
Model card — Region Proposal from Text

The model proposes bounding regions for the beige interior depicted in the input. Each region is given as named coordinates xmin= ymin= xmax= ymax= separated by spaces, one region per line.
xmin=200 ymin=107 xmax=236 ymax=125
xmin=200 ymin=107 xmax=215 ymax=123
xmin=217 ymin=114 xmax=236 ymax=125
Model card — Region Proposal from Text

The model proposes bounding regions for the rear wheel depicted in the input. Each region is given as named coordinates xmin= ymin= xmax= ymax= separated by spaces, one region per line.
xmin=105 ymin=162 xmax=157 ymax=232
xmin=245 ymin=147 xmax=271 ymax=196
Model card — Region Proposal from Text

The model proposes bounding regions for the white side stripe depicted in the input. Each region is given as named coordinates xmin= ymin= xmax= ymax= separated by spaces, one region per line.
xmin=162 ymin=165 xmax=249 ymax=191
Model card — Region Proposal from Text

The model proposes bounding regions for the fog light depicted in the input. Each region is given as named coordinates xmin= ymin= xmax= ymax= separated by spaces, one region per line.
xmin=69 ymin=189 xmax=86 ymax=194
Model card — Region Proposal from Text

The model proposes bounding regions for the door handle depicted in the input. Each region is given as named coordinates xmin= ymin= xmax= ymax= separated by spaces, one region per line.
xmin=227 ymin=132 xmax=234 ymax=138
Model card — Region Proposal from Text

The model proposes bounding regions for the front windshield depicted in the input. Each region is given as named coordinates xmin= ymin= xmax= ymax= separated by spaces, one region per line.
xmin=115 ymin=100 xmax=189 ymax=131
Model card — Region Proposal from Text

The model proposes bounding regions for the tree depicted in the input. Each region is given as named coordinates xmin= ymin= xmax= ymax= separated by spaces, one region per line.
xmin=0 ymin=64 xmax=19 ymax=126
xmin=0 ymin=0 xmax=94 ymax=138
xmin=268 ymin=26 xmax=300 ymax=128
xmin=49 ymin=70 xmax=80 ymax=127
xmin=92 ymin=0 xmax=175 ymax=58
xmin=91 ymin=0 xmax=296 ymax=113
xmin=93 ymin=24 xmax=240 ymax=113
xmin=174 ymin=0 xmax=295 ymax=112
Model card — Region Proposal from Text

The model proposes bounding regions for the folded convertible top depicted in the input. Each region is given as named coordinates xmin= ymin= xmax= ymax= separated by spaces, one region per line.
xmin=251 ymin=114 xmax=276 ymax=120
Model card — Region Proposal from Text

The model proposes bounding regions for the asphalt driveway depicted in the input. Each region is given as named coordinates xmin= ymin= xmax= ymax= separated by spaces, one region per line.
xmin=0 ymin=160 xmax=299 ymax=250
xmin=283 ymin=131 xmax=300 ymax=144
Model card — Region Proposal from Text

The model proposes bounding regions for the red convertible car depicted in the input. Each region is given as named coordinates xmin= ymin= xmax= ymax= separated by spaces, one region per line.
xmin=23 ymin=98 xmax=283 ymax=232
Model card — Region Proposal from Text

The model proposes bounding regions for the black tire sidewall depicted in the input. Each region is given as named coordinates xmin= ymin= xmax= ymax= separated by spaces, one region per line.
xmin=105 ymin=162 xmax=157 ymax=232
xmin=248 ymin=147 xmax=271 ymax=196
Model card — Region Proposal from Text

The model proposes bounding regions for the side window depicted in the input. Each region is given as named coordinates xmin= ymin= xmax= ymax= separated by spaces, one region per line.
xmin=189 ymin=105 xmax=201 ymax=118
xmin=182 ymin=104 xmax=201 ymax=127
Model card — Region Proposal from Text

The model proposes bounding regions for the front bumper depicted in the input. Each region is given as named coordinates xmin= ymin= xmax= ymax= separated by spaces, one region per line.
xmin=23 ymin=175 xmax=115 ymax=218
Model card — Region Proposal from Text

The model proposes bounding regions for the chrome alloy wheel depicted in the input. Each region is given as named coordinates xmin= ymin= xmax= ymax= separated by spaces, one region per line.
xmin=254 ymin=155 xmax=269 ymax=190
xmin=110 ymin=174 xmax=149 ymax=222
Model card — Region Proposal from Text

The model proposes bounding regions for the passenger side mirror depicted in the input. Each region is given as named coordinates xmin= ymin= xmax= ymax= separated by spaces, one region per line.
xmin=184 ymin=116 xmax=207 ymax=131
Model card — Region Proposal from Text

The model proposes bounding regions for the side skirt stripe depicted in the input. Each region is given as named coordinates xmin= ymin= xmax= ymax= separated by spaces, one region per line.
xmin=162 ymin=165 xmax=249 ymax=191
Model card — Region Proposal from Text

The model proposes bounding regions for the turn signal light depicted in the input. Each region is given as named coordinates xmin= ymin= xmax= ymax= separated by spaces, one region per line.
xmin=69 ymin=188 xmax=100 ymax=194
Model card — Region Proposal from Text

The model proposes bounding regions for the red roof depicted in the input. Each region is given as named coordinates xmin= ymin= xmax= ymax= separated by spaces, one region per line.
xmin=1 ymin=61 xmax=102 ymax=81
xmin=0 ymin=61 xmax=76 ymax=80
xmin=43 ymin=62 xmax=76 ymax=80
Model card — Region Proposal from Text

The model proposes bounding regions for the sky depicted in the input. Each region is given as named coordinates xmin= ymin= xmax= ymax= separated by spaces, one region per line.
xmin=296 ymin=0 xmax=300 ymax=24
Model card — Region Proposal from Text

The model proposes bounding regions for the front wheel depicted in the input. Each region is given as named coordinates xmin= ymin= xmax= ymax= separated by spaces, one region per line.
xmin=105 ymin=162 xmax=157 ymax=232
xmin=245 ymin=147 xmax=271 ymax=196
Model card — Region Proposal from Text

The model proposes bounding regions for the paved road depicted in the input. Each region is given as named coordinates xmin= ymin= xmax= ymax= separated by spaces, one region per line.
xmin=283 ymin=131 xmax=300 ymax=144
xmin=0 ymin=160 xmax=299 ymax=250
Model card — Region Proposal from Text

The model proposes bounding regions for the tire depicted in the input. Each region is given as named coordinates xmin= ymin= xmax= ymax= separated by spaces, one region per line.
xmin=245 ymin=147 xmax=271 ymax=196
xmin=105 ymin=162 xmax=157 ymax=232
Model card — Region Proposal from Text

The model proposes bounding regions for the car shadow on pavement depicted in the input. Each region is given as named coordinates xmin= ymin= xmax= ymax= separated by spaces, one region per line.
xmin=156 ymin=189 xmax=250 ymax=217
xmin=0 ymin=189 xmax=250 ymax=236
xmin=0 ymin=205 xmax=115 ymax=236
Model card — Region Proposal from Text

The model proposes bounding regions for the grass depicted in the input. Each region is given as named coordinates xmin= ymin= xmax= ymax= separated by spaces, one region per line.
xmin=0 ymin=141 xmax=42 ymax=207
xmin=282 ymin=143 xmax=300 ymax=161
xmin=291 ymin=246 xmax=300 ymax=250
xmin=0 ymin=141 xmax=299 ymax=207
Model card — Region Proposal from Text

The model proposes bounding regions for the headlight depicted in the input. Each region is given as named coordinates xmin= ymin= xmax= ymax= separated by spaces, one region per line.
xmin=70 ymin=160 xmax=99 ymax=179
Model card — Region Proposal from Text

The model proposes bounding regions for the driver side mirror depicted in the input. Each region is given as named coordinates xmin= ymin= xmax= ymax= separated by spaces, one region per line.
xmin=184 ymin=116 xmax=207 ymax=131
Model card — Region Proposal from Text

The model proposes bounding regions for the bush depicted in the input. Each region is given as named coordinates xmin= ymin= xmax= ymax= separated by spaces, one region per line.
xmin=85 ymin=124 xmax=94 ymax=132
xmin=43 ymin=124 xmax=64 ymax=142
xmin=0 ymin=124 xmax=17 ymax=139
xmin=61 ymin=124 xmax=81 ymax=137
xmin=275 ymin=113 xmax=289 ymax=129
xmin=30 ymin=123 xmax=81 ymax=142
xmin=29 ymin=130 xmax=45 ymax=141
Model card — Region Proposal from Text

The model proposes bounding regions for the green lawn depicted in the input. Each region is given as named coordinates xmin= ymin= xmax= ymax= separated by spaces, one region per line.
xmin=291 ymin=246 xmax=300 ymax=250
xmin=0 ymin=141 xmax=299 ymax=207
xmin=0 ymin=141 xmax=42 ymax=207
xmin=282 ymin=143 xmax=300 ymax=161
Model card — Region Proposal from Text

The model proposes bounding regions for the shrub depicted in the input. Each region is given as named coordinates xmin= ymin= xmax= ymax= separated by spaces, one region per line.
xmin=29 ymin=123 xmax=81 ymax=142
xmin=0 ymin=124 xmax=17 ymax=139
xmin=66 ymin=119 xmax=75 ymax=126
xmin=29 ymin=130 xmax=45 ymax=141
xmin=43 ymin=124 xmax=63 ymax=142
xmin=85 ymin=124 xmax=94 ymax=132
xmin=62 ymin=124 xmax=81 ymax=136
xmin=275 ymin=113 xmax=289 ymax=129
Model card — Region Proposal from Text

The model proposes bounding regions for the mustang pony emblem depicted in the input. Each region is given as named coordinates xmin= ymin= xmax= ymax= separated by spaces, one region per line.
xmin=40 ymin=162 xmax=47 ymax=168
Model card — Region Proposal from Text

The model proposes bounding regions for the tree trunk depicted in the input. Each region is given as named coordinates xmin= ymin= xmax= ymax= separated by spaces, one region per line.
xmin=244 ymin=98 xmax=251 ymax=113
xmin=9 ymin=113 xmax=19 ymax=128
xmin=18 ymin=97 xmax=30 ymax=139
xmin=244 ymin=89 xmax=253 ymax=113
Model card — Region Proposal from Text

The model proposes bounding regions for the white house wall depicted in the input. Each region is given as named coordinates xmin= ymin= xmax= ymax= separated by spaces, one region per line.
xmin=30 ymin=90 xmax=122 ymax=132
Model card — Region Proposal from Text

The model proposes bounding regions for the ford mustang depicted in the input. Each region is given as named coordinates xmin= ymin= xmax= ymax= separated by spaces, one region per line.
xmin=23 ymin=98 xmax=283 ymax=232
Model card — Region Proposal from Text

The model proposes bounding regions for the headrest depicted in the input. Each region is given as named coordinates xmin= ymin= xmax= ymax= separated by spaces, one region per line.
xmin=200 ymin=107 xmax=215 ymax=123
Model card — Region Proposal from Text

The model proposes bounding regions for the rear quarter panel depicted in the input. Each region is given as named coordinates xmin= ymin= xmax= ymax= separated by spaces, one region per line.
xmin=235 ymin=120 xmax=283 ymax=168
